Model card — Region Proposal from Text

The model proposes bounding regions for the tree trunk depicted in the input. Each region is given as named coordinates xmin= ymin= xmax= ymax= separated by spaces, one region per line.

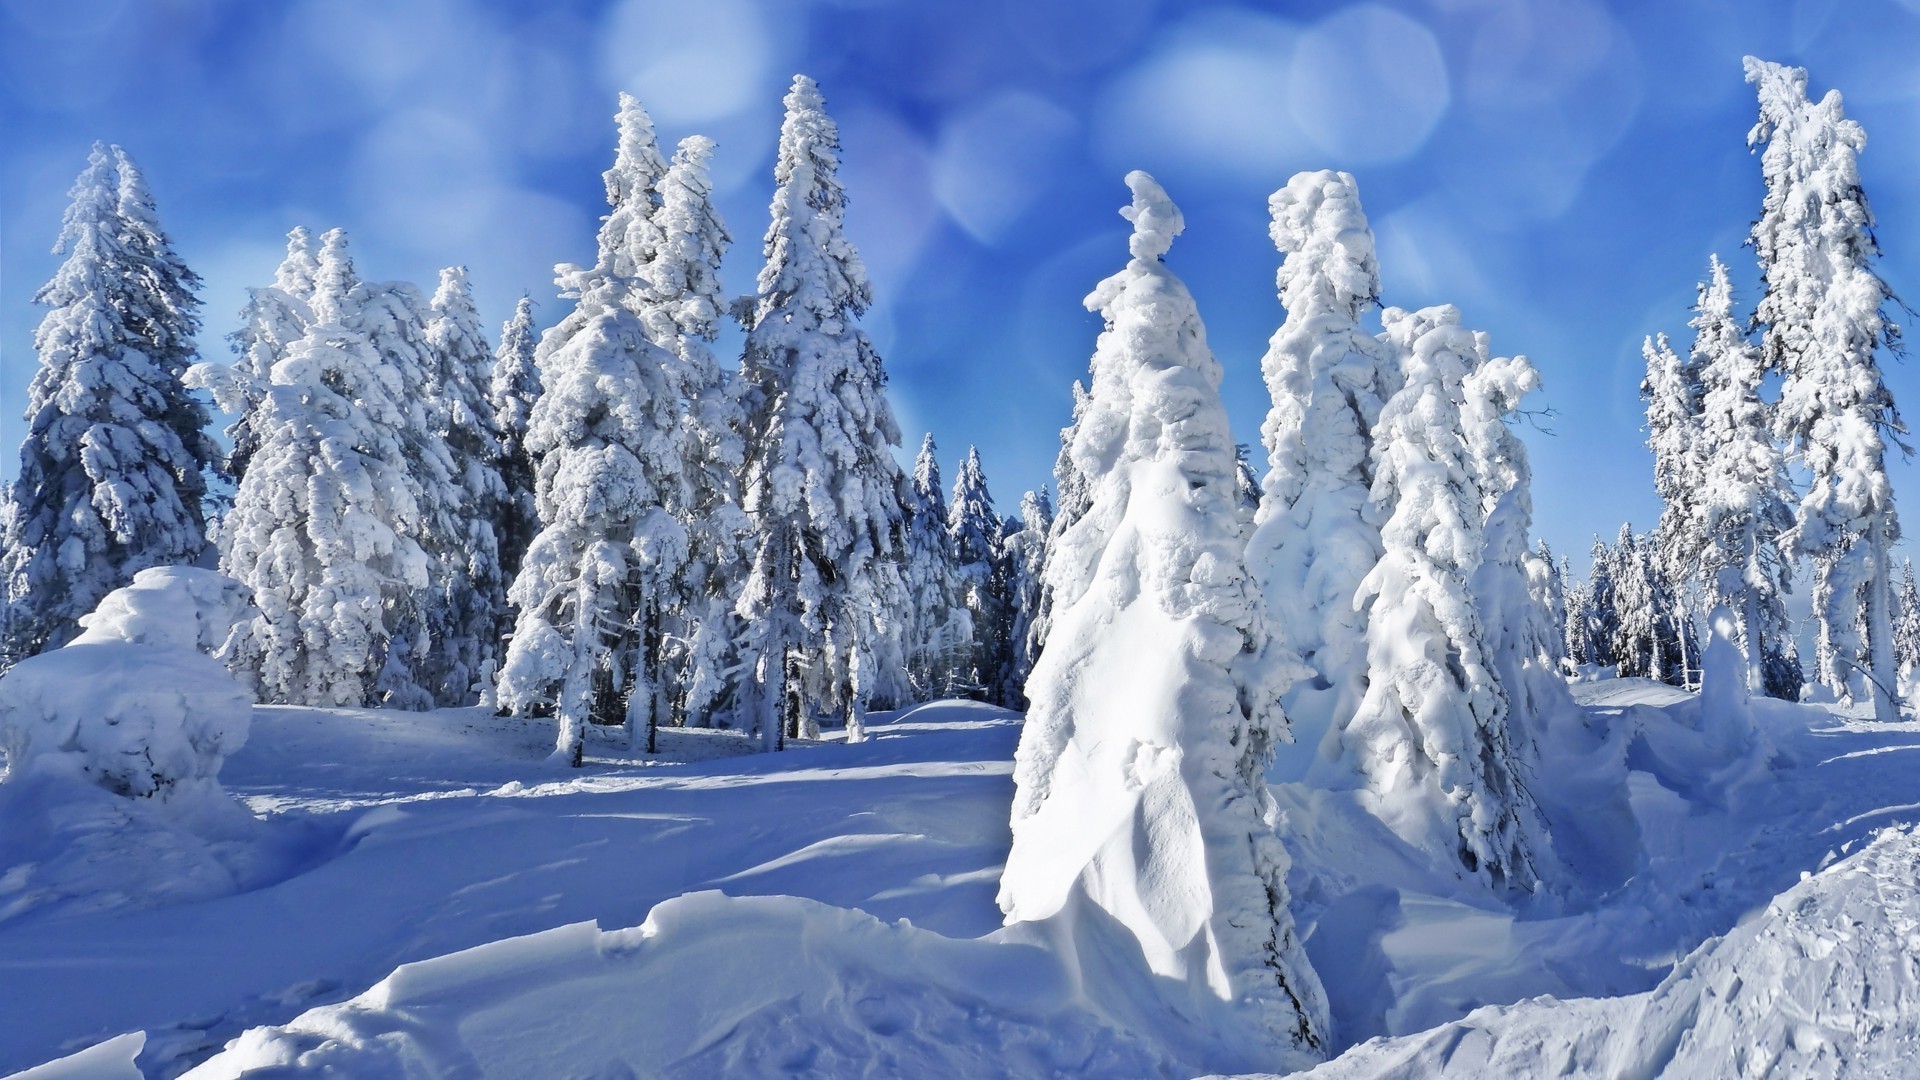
xmin=1868 ymin=526 xmax=1900 ymax=722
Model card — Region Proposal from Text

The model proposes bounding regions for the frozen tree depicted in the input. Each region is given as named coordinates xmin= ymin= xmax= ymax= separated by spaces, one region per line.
xmin=1896 ymin=559 xmax=1920 ymax=684
xmin=496 ymin=95 xmax=688 ymax=764
xmin=1641 ymin=331 xmax=1708 ymax=598
xmin=1233 ymin=444 xmax=1262 ymax=537
xmin=948 ymin=445 xmax=1005 ymax=697
xmin=2 ymin=144 xmax=218 ymax=666
xmin=640 ymin=134 xmax=753 ymax=731
xmin=1247 ymin=170 xmax=1397 ymax=757
xmin=1582 ymin=537 xmax=1621 ymax=669
xmin=901 ymin=434 xmax=968 ymax=700
xmin=420 ymin=267 xmax=510 ymax=704
xmin=734 ymin=75 xmax=910 ymax=749
xmin=224 ymin=228 xmax=317 ymax=481
xmin=1534 ymin=541 xmax=1568 ymax=667
xmin=490 ymin=296 xmax=543 ymax=582
xmin=1028 ymin=380 xmax=1093 ymax=669
xmin=1747 ymin=57 xmax=1905 ymax=718
xmin=196 ymin=229 xmax=429 ymax=707
xmin=1001 ymin=488 xmax=1052 ymax=707
xmin=999 ymin=173 xmax=1327 ymax=1069
xmin=1690 ymin=256 xmax=1800 ymax=699
xmin=1340 ymin=304 xmax=1543 ymax=891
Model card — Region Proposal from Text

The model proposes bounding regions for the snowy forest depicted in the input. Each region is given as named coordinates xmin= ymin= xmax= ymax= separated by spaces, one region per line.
xmin=4 ymin=18 xmax=1920 ymax=1080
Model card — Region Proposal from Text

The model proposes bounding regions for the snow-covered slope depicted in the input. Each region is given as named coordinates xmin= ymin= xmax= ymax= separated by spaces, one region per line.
xmin=1241 ymin=823 xmax=1920 ymax=1079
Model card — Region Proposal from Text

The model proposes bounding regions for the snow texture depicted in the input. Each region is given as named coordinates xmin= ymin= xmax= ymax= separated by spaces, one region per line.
xmin=1000 ymin=171 xmax=1327 ymax=1073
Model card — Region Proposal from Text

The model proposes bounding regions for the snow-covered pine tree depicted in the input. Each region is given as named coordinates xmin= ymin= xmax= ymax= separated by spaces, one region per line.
xmin=1747 ymin=57 xmax=1906 ymax=718
xmin=1000 ymin=487 xmax=1052 ymax=708
xmin=224 ymin=228 xmax=317 ymax=482
xmin=1584 ymin=537 xmax=1622 ymax=669
xmin=948 ymin=445 xmax=1005 ymax=698
xmin=1691 ymin=255 xmax=1800 ymax=699
xmin=203 ymin=228 xmax=430 ymax=706
xmin=421 ymin=267 xmax=510 ymax=705
xmin=490 ymin=296 xmax=543 ymax=583
xmin=735 ymin=75 xmax=910 ymax=749
xmin=1342 ymin=304 xmax=1543 ymax=891
xmin=1027 ymin=379 xmax=1093 ymax=671
xmin=1563 ymin=554 xmax=1597 ymax=668
xmin=1896 ymin=558 xmax=1920 ymax=685
xmin=639 ymin=134 xmax=752 ymax=730
xmin=2 ymin=144 xmax=217 ymax=665
xmin=1247 ymin=169 xmax=1398 ymax=758
xmin=902 ymin=434 xmax=968 ymax=700
xmin=1534 ymin=540 xmax=1568 ymax=668
xmin=1641 ymin=330 xmax=1707 ymax=686
xmin=1463 ymin=345 xmax=1572 ymax=755
xmin=496 ymin=94 xmax=688 ymax=764
xmin=999 ymin=172 xmax=1327 ymax=1070
xmin=1233 ymin=444 xmax=1262 ymax=538
xmin=1610 ymin=525 xmax=1662 ymax=680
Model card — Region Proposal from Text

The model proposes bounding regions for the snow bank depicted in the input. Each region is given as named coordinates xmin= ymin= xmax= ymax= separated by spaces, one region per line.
xmin=182 ymin=891 xmax=1174 ymax=1079
xmin=0 ymin=567 xmax=252 ymax=798
xmin=1247 ymin=825 xmax=1920 ymax=1079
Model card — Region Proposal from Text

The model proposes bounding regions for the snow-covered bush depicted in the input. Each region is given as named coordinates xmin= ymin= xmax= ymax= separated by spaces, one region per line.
xmin=0 ymin=567 xmax=253 ymax=799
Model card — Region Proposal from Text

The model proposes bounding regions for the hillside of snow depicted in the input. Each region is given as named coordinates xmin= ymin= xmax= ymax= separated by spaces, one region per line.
xmin=9 ymin=679 xmax=1920 ymax=1077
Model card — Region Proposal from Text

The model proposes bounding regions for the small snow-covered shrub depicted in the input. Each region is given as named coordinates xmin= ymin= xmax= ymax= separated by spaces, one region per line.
xmin=0 ymin=567 xmax=253 ymax=798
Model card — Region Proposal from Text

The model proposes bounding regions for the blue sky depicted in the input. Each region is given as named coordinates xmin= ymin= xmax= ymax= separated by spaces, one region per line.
xmin=6 ymin=0 xmax=1920 ymax=571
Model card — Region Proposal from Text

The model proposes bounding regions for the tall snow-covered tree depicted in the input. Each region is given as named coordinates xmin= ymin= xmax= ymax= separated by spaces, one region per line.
xmin=496 ymin=94 xmax=688 ymax=764
xmin=734 ymin=75 xmax=910 ymax=749
xmin=225 ymin=228 xmax=317 ymax=482
xmin=1001 ymin=487 xmax=1052 ymax=708
xmin=2 ymin=144 xmax=217 ymax=665
xmin=1341 ymin=304 xmax=1543 ymax=891
xmin=1641 ymin=331 xmax=1708 ymax=598
xmin=901 ymin=434 xmax=968 ymax=700
xmin=1247 ymin=169 xmax=1398 ymax=757
xmin=1747 ymin=57 xmax=1905 ymax=718
xmin=1896 ymin=558 xmax=1920 ymax=684
xmin=196 ymin=228 xmax=429 ymax=706
xmin=948 ymin=445 xmax=1005 ymax=696
xmin=1534 ymin=541 xmax=1569 ymax=668
xmin=1028 ymin=379 xmax=1093 ymax=669
xmin=999 ymin=173 xmax=1327 ymax=1070
xmin=1690 ymin=255 xmax=1800 ymax=699
xmin=421 ymin=266 xmax=510 ymax=704
xmin=490 ymin=296 xmax=543 ymax=582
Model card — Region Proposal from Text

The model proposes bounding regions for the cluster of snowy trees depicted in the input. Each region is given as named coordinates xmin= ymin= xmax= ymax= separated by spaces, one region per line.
xmin=1566 ymin=59 xmax=1908 ymax=716
xmin=0 ymin=79 xmax=1052 ymax=765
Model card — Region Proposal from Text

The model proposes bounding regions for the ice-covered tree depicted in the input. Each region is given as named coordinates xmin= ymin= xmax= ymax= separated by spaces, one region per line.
xmin=1340 ymin=304 xmax=1543 ymax=890
xmin=1896 ymin=559 xmax=1920 ymax=684
xmin=496 ymin=95 xmax=688 ymax=764
xmin=1641 ymin=331 xmax=1708 ymax=598
xmin=734 ymin=75 xmax=910 ymax=749
xmin=420 ymin=267 xmax=509 ymax=704
xmin=1001 ymin=487 xmax=1051 ymax=707
xmin=1581 ymin=538 xmax=1622 ymax=669
xmin=1028 ymin=380 xmax=1093 ymax=670
xmin=999 ymin=173 xmax=1327 ymax=1070
xmin=1247 ymin=170 xmax=1398 ymax=755
xmin=1534 ymin=541 xmax=1568 ymax=668
xmin=197 ymin=229 xmax=429 ymax=706
xmin=2 ymin=144 xmax=217 ymax=665
xmin=1690 ymin=255 xmax=1800 ymax=699
xmin=948 ymin=445 xmax=1005 ymax=696
xmin=901 ymin=434 xmax=968 ymax=700
xmin=224 ymin=228 xmax=317 ymax=482
xmin=1747 ymin=57 xmax=1905 ymax=718
xmin=490 ymin=296 xmax=543 ymax=582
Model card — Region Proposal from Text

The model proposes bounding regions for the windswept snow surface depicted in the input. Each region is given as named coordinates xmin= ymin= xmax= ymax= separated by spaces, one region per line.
xmin=12 ymin=686 xmax=1920 ymax=1076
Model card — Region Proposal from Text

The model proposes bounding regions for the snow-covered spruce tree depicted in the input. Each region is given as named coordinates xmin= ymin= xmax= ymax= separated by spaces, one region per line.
xmin=198 ymin=228 xmax=429 ymax=706
xmin=421 ymin=267 xmax=510 ymax=705
xmin=1463 ymin=346 xmax=1573 ymax=753
xmin=490 ymin=296 xmax=543 ymax=582
xmin=1896 ymin=558 xmax=1920 ymax=685
xmin=224 ymin=228 xmax=317 ymax=482
xmin=1534 ymin=540 xmax=1569 ymax=668
xmin=496 ymin=94 xmax=687 ymax=764
xmin=949 ymin=445 xmax=1006 ymax=697
xmin=1582 ymin=537 xmax=1622 ymax=669
xmin=1233 ymin=444 xmax=1262 ymax=538
xmin=1027 ymin=379 xmax=1094 ymax=672
xmin=640 ymin=134 xmax=754 ymax=730
xmin=1000 ymin=487 xmax=1052 ymax=708
xmin=1609 ymin=526 xmax=1660 ymax=680
xmin=999 ymin=172 xmax=1326 ymax=1070
xmin=902 ymin=434 xmax=969 ymax=700
xmin=735 ymin=75 xmax=910 ymax=749
xmin=1247 ymin=170 xmax=1398 ymax=757
xmin=2 ymin=144 xmax=217 ymax=665
xmin=1747 ymin=56 xmax=1905 ymax=718
xmin=1563 ymin=555 xmax=1597 ymax=667
xmin=1641 ymin=330 xmax=1707 ymax=686
xmin=1340 ymin=304 xmax=1543 ymax=891
xmin=1690 ymin=255 xmax=1801 ymax=699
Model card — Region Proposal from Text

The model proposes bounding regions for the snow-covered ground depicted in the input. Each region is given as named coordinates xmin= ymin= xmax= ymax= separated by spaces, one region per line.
xmin=9 ymin=683 xmax=1920 ymax=1077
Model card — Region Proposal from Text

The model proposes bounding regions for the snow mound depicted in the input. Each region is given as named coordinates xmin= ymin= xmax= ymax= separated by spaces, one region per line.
xmin=72 ymin=566 xmax=253 ymax=652
xmin=182 ymin=891 xmax=1175 ymax=1079
xmin=1253 ymin=825 xmax=1920 ymax=1078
